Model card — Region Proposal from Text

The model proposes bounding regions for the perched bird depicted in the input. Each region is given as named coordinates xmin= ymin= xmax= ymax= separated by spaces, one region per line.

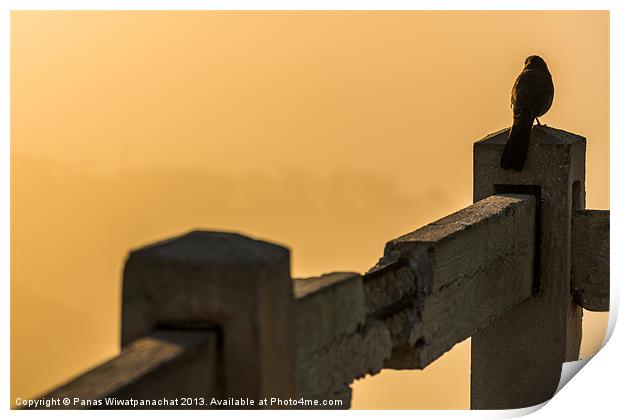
xmin=500 ymin=55 xmax=554 ymax=171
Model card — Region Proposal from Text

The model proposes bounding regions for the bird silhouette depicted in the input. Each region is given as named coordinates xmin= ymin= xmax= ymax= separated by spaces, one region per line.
xmin=500 ymin=55 xmax=554 ymax=171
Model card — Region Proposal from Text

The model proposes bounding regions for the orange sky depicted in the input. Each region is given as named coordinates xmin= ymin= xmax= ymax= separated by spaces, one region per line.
xmin=10 ymin=11 xmax=609 ymax=409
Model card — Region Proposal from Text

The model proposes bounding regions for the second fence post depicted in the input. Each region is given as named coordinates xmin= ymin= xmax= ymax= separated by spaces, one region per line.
xmin=121 ymin=230 xmax=296 ymax=402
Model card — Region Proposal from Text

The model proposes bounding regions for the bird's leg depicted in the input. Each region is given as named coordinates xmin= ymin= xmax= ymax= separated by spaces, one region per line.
xmin=535 ymin=117 xmax=541 ymax=126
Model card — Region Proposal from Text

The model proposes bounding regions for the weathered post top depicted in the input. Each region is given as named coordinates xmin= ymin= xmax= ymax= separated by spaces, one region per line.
xmin=471 ymin=125 xmax=585 ymax=409
xmin=122 ymin=230 xmax=295 ymax=401
xmin=475 ymin=126 xmax=585 ymax=198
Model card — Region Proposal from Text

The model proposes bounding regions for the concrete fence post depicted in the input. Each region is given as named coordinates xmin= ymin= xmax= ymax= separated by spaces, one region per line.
xmin=121 ymin=230 xmax=296 ymax=401
xmin=471 ymin=126 xmax=585 ymax=409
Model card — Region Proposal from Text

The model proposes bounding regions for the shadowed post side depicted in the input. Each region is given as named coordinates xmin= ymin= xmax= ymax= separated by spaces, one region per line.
xmin=571 ymin=210 xmax=610 ymax=311
xmin=472 ymin=125 xmax=585 ymax=409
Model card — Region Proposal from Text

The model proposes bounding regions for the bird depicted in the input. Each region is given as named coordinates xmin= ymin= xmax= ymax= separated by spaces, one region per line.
xmin=500 ymin=55 xmax=554 ymax=171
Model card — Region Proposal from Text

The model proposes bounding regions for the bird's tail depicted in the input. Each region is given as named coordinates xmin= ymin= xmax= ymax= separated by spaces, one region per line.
xmin=500 ymin=114 xmax=535 ymax=171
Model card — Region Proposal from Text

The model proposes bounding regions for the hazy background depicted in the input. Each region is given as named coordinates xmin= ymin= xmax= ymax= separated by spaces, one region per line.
xmin=11 ymin=11 xmax=609 ymax=409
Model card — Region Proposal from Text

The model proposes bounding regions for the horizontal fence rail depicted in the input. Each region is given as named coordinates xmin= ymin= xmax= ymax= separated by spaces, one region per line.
xmin=41 ymin=329 xmax=220 ymax=409
xmin=294 ymin=193 xmax=537 ymax=403
xmin=32 ymin=126 xmax=609 ymax=410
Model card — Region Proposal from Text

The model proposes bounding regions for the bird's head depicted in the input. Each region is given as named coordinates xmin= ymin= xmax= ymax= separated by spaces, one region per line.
xmin=524 ymin=55 xmax=549 ymax=70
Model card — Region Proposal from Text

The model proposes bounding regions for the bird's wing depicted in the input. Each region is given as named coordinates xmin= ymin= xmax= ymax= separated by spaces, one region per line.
xmin=511 ymin=69 xmax=551 ymax=118
xmin=511 ymin=70 xmax=536 ymax=117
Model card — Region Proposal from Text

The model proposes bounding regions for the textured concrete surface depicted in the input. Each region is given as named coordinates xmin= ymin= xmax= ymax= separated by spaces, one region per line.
xmin=572 ymin=210 xmax=610 ymax=311
xmin=471 ymin=125 xmax=585 ymax=409
xmin=294 ymin=273 xmax=366 ymax=360
xmin=371 ymin=194 xmax=535 ymax=369
xmin=295 ymin=318 xmax=391 ymax=408
xmin=294 ymin=273 xmax=391 ymax=408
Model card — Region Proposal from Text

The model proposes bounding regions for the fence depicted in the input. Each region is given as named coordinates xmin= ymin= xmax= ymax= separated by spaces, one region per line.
xmin=37 ymin=126 xmax=609 ymax=409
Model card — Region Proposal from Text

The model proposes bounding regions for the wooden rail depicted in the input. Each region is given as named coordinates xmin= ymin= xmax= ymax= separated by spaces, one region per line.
xmin=33 ymin=126 xmax=609 ymax=410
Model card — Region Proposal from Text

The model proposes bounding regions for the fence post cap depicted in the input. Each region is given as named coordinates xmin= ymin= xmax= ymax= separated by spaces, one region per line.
xmin=128 ymin=230 xmax=289 ymax=267
xmin=475 ymin=125 xmax=585 ymax=147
